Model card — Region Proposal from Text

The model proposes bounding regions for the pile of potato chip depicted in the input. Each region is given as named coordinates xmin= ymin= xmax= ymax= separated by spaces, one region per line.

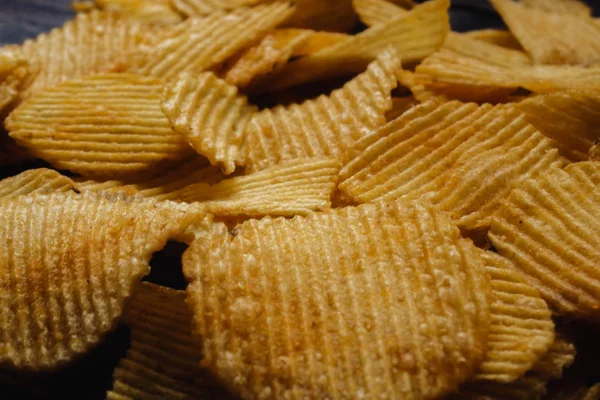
xmin=1 ymin=0 xmax=600 ymax=398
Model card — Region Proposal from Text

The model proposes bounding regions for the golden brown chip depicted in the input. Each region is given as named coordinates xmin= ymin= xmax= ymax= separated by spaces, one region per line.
xmin=515 ymin=91 xmax=600 ymax=162
xmin=520 ymin=0 xmax=591 ymax=17
xmin=106 ymin=282 xmax=234 ymax=400
xmin=93 ymin=0 xmax=183 ymax=24
xmin=352 ymin=0 xmax=409 ymax=26
xmin=462 ymin=28 xmax=522 ymax=50
xmin=292 ymin=31 xmax=350 ymax=57
xmin=0 ymin=192 xmax=207 ymax=370
xmin=128 ymin=3 xmax=294 ymax=82
xmin=0 ymin=47 xmax=30 ymax=113
xmin=19 ymin=11 xmax=145 ymax=98
xmin=0 ymin=169 xmax=75 ymax=199
xmin=396 ymin=69 xmax=441 ymax=102
xmin=338 ymin=100 xmax=565 ymax=230
xmin=474 ymin=251 xmax=554 ymax=382
xmin=183 ymin=200 xmax=491 ymax=400
xmin=490 ymin=0 xmax=600 ymax=65
xmin=489 ymin=161 xmax=600 ymax=318
xmin=252 ymin=0 xmax=449 ymax=92
xmin=385 ymin=96 xmax=418 ymax=121
xmin=6 ymin=73 xmax=191 ymax=177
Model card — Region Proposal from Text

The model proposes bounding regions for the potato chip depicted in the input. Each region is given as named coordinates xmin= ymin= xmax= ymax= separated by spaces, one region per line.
xmin=489 ymin=161 xmax=600 ymax=318
xmin=224 ymin=29 xmax=312 ymax=89
xmin=0 ymin=192 xmax=207 ymax=369
xmin=385 ymin=96 xmax=418 ymax=121
xmin=93 ymin=0 xmax=183 ymax=24
xmin=396 ymin=69 xmax=441 ymax=102
xmin=6 ymin=73 xmax=191 ymax=177
xmin=0 ymin=169 xmax=75 ymax=199
xmin=19 ymin=11 xmax=144 ymax=98
xmin=474 ymin=251 xmax=554 ymax=382
xmin=183 ymin=200 xmax=491 ymax=400
xmin=520 ymin=0 xmax=591 ymax=17
xmin=128 ymin=3 xmax=294 ymax=82
xmin=353 ymin=0 xmax=409 ymax=26
xmin=172 ymin=0 xmax=357 ymax=33
xmin=490 ymin=0 xmax=600 ymax=65
xmin=106 ymin=282 xmax=234 ymax=400
xmin=515 ymin=91 xmax=600 ymax=162
xmin=0 ymin=47 xmax=30 ymax=113
xmin=253 ymin=0 xmax=449 ymax=92
xmin=292 ymin=31 xmax=350 ymax=57
xmin=463 ymin=29 xmax=522 ymax=50
xmin=338 ymin=100 xmax=565 ymax=230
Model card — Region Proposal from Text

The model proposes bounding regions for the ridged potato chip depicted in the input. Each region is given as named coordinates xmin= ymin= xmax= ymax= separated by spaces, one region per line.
xmin=338 ymin=100 xmax=565 ymax=229
xmin=107 ymin=282 xmax=233 ymax=400
xmin=0 ymin=47 xmax=30 ymax=113
xmin=490 ymin=0 xmax=600 ymax=65
xmin=385 ymin=96 xmax=418 ymax=121
xmin=520 ymin=0 xmax=591 ymax=16
xmin=93 ymin=0 xmax=183 ymax=24
xmin=183 ymin=200 xmax=491 ymax=400
xmin=19 ymin=11 xmax=144 ymax=98
xmin=463 ymin=28 xmax=522 ymax=50
xmin=172 ymin=0 xmax=357 ymax=33
xmin=396 ymin=69 xmax=441 ymax=102
xmin=0 ymin=169 xmax=75 ymax=199
xmin=489 ymin=161 xmax=600 ymax=318
xmin=353 ymin=0 xmax=410 ymax=27
xmin=6 ymin=73 xmax=191 ymax=177
xmin=252 ymin=0 xmax=449 ymax=92
xmin=292 ymin=31 xmax=350 ymax=57
xmin=0 ymin=192 xmax=206 ymax=370
xmin=128 ymin=3 xmax=294 ymax=82
xmin=515 ymin=91 xmax=600 ymax=162
xmin=474 ymin=251 xmax=554 ymax=382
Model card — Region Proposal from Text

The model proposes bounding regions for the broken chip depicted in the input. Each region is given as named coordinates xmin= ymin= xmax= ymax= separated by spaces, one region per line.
xmin=183 ymin=200 xmax=491 ymax=399
xmin=6 ymin=73 xmax=191 ymax=177
xmin=0 ymin=169 xmax=75 ymax=199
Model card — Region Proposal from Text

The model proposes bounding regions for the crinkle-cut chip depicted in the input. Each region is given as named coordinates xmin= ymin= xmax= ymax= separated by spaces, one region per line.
xmin=0 ymin=47 xmax=30 ymax=113
xmin=474 ymin=251 xmax=554 ymax=382
xmin=515 ymin=91 xmax=600 ymax=162
xmin=162 ymin=72 xmax=258 ymax=174
xmin=490 ymin=0 xmax=600 ymax=65
xmin=6 ymin=73 xmax=190 ymax=178
xmin=414 ymin=48 xmax=600 ymax=98
xmin=338 ymin=100 xmax=566 ymax=230
xmin=292 ymin=31 xmax=350 ymax=57
xmin=352 ymin=0 xmax=408 ymax=26
xmin=385 ymin=97 xmax=418 ymax=121
xmin=448 ymin=335 xmax=576 ymax=400
xmin=106 ymin=282 xmax=234 ymax=400
xmin=0 ymin=192 xmax=208 ymax=370
xmin=75 ymin=156 xmax=223 ymax=201
xmin=463 ymin=29 xmax=523 ymax=50
xmin=172 ymin=0 xmax=356 ymax=32
xmin=93 ymin=0 xmax=183 ymax=24
xmin=244 ymin=49 xmax=400 ymax=172
xmin=18 ymin=11 xmax=144 ymax=98
xmin=183 ymin=200 xmax=491 ymax=400
xmin=520 ymin=0 xmax=591 ymax=17
xmin=396 ymin=69 xmax=441 ymax=102
xmin=0 ymin=169 xmax=75 ymax=199
xmin=179 ymin=158 xmax=340 ymax=217
xmin=252 ymin=0 xmax=449 ymax=92
xmin=224 ymin=29 xmax=312 ymax=89
xmin=128 ymin=3 xmax=294 ymax=82
xmin=489 ymin=161 xmax=600 ymax=318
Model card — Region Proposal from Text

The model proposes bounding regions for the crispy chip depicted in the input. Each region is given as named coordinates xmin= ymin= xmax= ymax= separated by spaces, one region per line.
xmin=0 ymin=169 xmax=75 ymax=199
xmin=6 ymin=73 xmax=191 ymax=177
xmin=474 ymin=251 xmax=554 ymax=382
xmin=338 ymin=100 xmax=565 ymax=230
xmin=353 ymin=0 xmax=409 ymax=26
xmin=385 ymin=96 xmax=418 ymax=121
xmin=93 ymin=0 xmax=183 ymax=24
xmin=183 ymin=200 xmax=491 ymax=399
xmin=463 ymin=28 xmax=522 ymax=50
xmin=489 ymin=161 xmax=600 ymax=318
xmin=515 ymin=91 xmax=600 ymax=162
xmin=172 ymin=0 xmax=357 ymax=32
xmin=252 ymin=0 xmax=449 ymax=92
xmin=128 ymin=3 xmax=294 ymax=81
xmin=396 ymin=69 xmax=441 ymax=102
xmin=0 ymin=47 xmax=30 ymax=113
xmin=106 ymin=282 xmax=234 ymax=400
xmin=19 ymin=11 xmax=144 ymax=98
xmin=0 ymin=192 xmax=206 ymax=369
xmin=292 ymin=31 xmax=350 ymax=57
xmin=490 ymin=0 xmax=600 ymax=65
xmin=520 ymin=0 xmax=591 ymax=17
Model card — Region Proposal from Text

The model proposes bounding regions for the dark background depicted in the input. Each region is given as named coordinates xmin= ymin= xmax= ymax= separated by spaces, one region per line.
xmin=1 ymin=1 xmax=600 ymax=399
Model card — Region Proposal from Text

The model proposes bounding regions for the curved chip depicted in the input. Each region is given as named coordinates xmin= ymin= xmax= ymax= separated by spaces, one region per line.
xmin=252 ymin=0 xmax=449 ymax=92
xmin=183 ymin=200 xmax=491 ymax=399
xmin=107 ymin=282 xmax=233 ymax=400
xmin=338 ymin=100 xmax=565 ymax=230
xmin=462 ymin=29 xmax=522 ymax=50
xmin=0 ymin=47 xmax=30 ymax=113
xmin=475 ymin=251 xmax=554 ymax=382
xmin=93 ymin=0 xmax=183 ymax=24
xmin=292 ymin=31 xmax=350 ymax=57
xmin=489 ymin=161 xmax=600 ymax=318
xmin=385 ymin=96 xmax=418 ymax=121
xmin=0 ymin=192 xmax=206 ymax=370
xmin=0 ymin=169 xmax=75 ymax=199
xmin=353 ymin=0 xmax=409 ymax=26
xmin=6 ymin=73 xmax=191 ymax=177
xmin=490 ymin=0 xmax=600 ymax=65
xmin=128 ymin=3 xmax=294 ymax=81
xmin=19 ymin=11 xmax=144 ymax=99
xmin=515 ymin=91 xmax=600 ymax=162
